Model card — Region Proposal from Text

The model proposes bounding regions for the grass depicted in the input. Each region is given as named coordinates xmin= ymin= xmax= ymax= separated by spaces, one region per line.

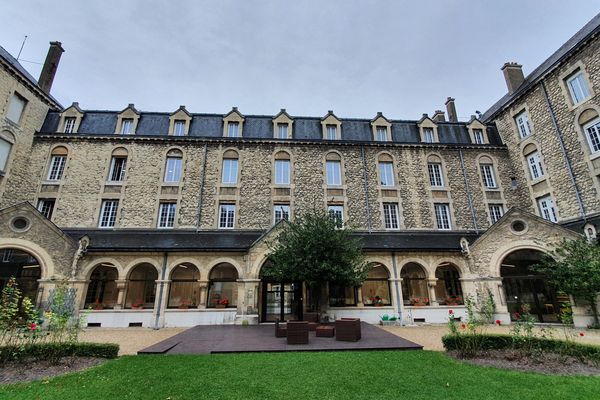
xmin=1 ymin=350 xmax=599 ymax=400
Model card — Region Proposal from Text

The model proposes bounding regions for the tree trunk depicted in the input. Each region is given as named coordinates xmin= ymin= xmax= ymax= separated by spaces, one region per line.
xmin=589 ymin=295 xmax=600 ymax=328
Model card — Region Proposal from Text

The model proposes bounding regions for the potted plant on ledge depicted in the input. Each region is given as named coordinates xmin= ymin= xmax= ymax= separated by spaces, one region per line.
xmin=216 ymin=298 xmax=229 ymax=308
xmin=131 ymin=299 xmax=144 ymax=310
xmin=410 ymin=297 xmax=429 ymax=306
xmin=178 ymin=300 xmax=192 ymax=309
xmin=92 ymin=298 xmax=104 ymax=310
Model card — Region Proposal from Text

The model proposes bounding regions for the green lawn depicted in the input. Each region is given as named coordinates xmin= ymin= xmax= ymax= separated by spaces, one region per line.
xmin=1 ymin=351 xmax=599 ymax=400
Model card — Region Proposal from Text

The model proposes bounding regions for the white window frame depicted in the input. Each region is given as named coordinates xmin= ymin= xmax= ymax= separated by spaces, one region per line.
xmin=47 ymin=155 xmax=66 ymax=181
xmin=375 ymin=126 xmax=388 ymax=142
xmin=515 ymin=111 xmax=532 ymax=139
xmin=99 ymin=200 xmax=118 ymax=228
xmin=488 ymin=204 xmax=504 ymax=224
xmin=37 ymin=199 xmax=56 ymax=220
xmin=164 ymin=157 xmax=182 ymax=183
xmin=0 ymin=138 xmax=12 ymax=173
xmin=228 ymin=122 xmax=240 ymax=138
xmin=566 ymin=71 xmax=591 ymax=105
xmin=326 ymin=160 xmax=342 ymax=186
xmin=428 ymin=163 xmax=444 ymax=187
xmin=327 ymin=205 xmax=344 ymax=228
xmin=480 ymin=164 xmax=497 ymax=188
xmin=423 ymin=128 xmax=434 ymax=143
xmin=584 ymin=118 xmax=600 ymax=154
xmin=378 ymin=162 xmax=395 ymax=186
xmin=434 ymin=203 xmax=451 ymax=230
xmin=274 ymin=204 xmax=290 ymax=223
xmin=527 ymin=151 xmax=544 ymax=180
xmin=474 ymin=129 xmax=484 ymax=144
xmin=326 ymin=125 xmax=337 ymax=140
xmin=63 ymin=117 xmax=76 ymax=133
xmin=120 ymin=119 xmax=134 ymax=135
xmin=218 ymin=203 xmax=236 ymax=229
xmin=173 ymin=120 xmax=185 ymax=136
xmin=221 ymin=158 xmax=238 ymax=185
xmin=108 ymin=156 xmax=127 ymax=182
xmin=537 ymin=196 xmax=558 ymax=222
xmin=274 ymin=159 xmax=290 ymax=185
xmin=157 ymin=202 xmax=177 ymax=229
xmin=6 ymin=93 xmax=26 ymax=124
xmin=277 ymin=123 xmax=288 ymax=139
xmin=383 ymin=203 xmax=400 ymax=230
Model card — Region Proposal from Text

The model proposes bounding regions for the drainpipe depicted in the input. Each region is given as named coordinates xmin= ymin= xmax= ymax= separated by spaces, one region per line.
xmin=196 ymin=144 xmax=208 ymax=231
xmin=360 ymin=146 xmax=373 ymax=233
xmin=458 ymin=149 xmax=479 ymax=233
xmin=154 ymin=252 xmax=168 ymax=329
xmin=391 ymin=251 xmax=403 ymax=323
xmin=541 ymin=81 xmax=586 ymax=219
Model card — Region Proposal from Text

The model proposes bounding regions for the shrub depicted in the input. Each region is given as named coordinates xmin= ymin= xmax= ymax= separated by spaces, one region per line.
xmin=0 ymin=342 xmax=119 ymax=363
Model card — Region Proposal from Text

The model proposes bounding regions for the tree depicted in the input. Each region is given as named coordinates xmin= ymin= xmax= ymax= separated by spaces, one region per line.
xmin=533 ymin=238 xmax=600 ymax=327
xmin=265 ymin=210 xmax=371 ymax=312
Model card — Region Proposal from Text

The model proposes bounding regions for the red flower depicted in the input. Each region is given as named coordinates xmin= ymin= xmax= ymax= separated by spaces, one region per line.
xmin=30 ymin=323 xmax=37 ymax=331
xmin=461 ymin=323 xmax=466 ymax=329
xmin=448 ymin=309 xmax=454 ymax=315
xmin=513 ymin=312 xmax=521 ymax=320
xmin=579 ymin=332 xmax=585 ymax=337
xmin=495 ymin=319 xmax=501 ymax=326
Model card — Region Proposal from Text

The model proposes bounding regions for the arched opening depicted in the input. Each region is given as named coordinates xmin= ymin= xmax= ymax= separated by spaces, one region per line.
xmin=434 ymin=263 xmax=463 ymax=305
xmin=401 ymin=263 xmax=429 ymax=306
xmin=168 ymin=263 xmax=200 ymax=309
xmin=361 ymin=264 xmax=391 ymax=306
xmin=85 ymin=264 xmax=119 ymax=309
xmin=259 ymin=260 xmax=302 ymax=322
xmin=207 ymin=263 xmax=238 ymax=309
xmin=501 ymin=249 xmax=563 ymax=322
xmin=125 ymin=264 xmax=158 ymax=309
xmin=0 ymin=248 xmax=41 ymax=302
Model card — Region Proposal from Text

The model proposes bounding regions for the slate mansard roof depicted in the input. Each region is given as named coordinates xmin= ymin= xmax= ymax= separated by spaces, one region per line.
xmin=39 ymin=109 xmax=503 ymax=146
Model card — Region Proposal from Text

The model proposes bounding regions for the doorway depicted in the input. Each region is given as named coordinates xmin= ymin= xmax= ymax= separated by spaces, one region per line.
xmin=261 ymin=281 xmax=302 ymax=322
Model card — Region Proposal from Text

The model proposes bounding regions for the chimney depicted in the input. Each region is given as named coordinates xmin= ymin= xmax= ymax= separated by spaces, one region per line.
xmin=432 ymin=110 xmax=446 ymax=122
xmin=501 ymin=62 xmax=524 ymax=94
xmin=445 ymin=97 xmax=458 ymax=122
xmin=38 ymin=41 xmax=64 ymax=94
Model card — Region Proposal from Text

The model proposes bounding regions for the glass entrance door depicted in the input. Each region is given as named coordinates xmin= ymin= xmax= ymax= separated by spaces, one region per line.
xmin=262 ymin=281 xmax=302 ymax=322
xmin=504 ymin=277 xmax=559 ymax=323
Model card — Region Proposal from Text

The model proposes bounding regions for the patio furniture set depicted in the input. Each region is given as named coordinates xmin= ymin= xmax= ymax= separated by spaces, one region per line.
xmin=275 ymin=314 xmax=362 ymax=345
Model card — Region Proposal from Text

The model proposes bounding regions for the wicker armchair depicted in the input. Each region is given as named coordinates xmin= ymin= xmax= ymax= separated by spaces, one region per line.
xmin=275 ymin=319 xmax=287 ymax=338
xmin=286 ymin=321 xmax=309 ymax=344
xmin=335 ymin=318 xmax=361 ymax=342
xmin=303 ymin=312 xmax=320 ymax=331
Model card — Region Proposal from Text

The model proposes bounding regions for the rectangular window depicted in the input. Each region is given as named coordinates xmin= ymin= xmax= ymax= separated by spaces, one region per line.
xmin=277 ymin=123 xmax=288 ymax=139
xmin=6 ymin=93 xmax=26 ymax=124
xmin=537 ymin=196 xmax=558 ymax=222
xmin=383 ymin=203 xmax=400 ymax=229
xmin=37 ymin=199 xmax=56 ymax=220
xmin=274 ymin=204 xmax=290 ymax=223
xmin=157 ymin=202 xmax=176 ymax=228
xmin=428 ymin=163 xmax=444 ymax=187
xmin=375 ymin=127 xmax=387 ymax=142
xmin=274 ymin=159 xmax=290 ymax=185
xmin=378 ymin=162 xmax=395 ymax=186
xmin=120 ymin=119 xmax=133 ymax=135
xmin=63 ymin=117 xmax=76 ymax=133
xmin=424 ymin=128 xmax=434 ymax=143
xmin=480 ymin=164 xmax=497 ymax=188
xmin=218 ymin=203 xmax=236 ymax=229
xmin=164 ymin=157 xmax=182 ymax=182
xmin=108 ymin=156 xmax=127 ymax=182
xmin=221 ymin=159 xmax=238 ymax=184
xmin=473 ymin=129 xmax=484 ymax=144
xmin=47 ymin=155 xmax=66 ymax=181
xmin=99 ymin=200 xmax=118 ymax=228
xmin=327 ymin=205 xmax=344 ymax=228
xmin=0 ymin=138 xmax=12 ymax=172
xmin=434 ymin=203 xmax=451 ymax=230
xmin=527 ymin=151 xmax=544 ymax=180
xmin=567 ymin=71 xmax=590 ymax=104
xmin=173 ymin=120 xmax=185 ymax=136
xmin=515 ymin=111 xmax=532 ymax=138
xmin=326 ymin=125 xmax=337 ymax=140
xmin=326 ymin=160 xmax=342 ymax=186
xmin=228 ymin=122 xmax=239 ymax=137
xmin=329 ymin=284 xmax=357 ymax=307
xmin=488 ymin=204 xmax=504 ymax=224
xmin=584 ymin=119 xmax=600 ymax=154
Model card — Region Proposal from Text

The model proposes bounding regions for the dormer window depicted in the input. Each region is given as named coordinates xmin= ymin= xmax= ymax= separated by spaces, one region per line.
xmin=473 ymin=129 xmax=484 ymax=144
xmin=63 ymin=117 xmax=76 ymax=133
xmin=173 ymin=120 xmax=185 ymax=136
xmin=424 ymin=128 xmax=434 ymax=143
xmin=120 ymin=119 xmax=134 ymax=135
xmin=375 ymin=127 xmax=388 ymax=142
xmin=228 ymin=122 xmax=240 ymax=137
xmin=326 ymin=125 xmax=337 ymax=140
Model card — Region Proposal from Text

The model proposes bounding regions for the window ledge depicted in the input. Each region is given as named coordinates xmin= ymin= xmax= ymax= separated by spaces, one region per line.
xmin=529 ymin=176 xmax=547 ymax=186
xmin=42 ymin=181 xmax=61 ymax=185
xmin=105 ymin=182 xmax=123 ymax=186
xmin=161 ymin=182 xmax=181 ymax=187
xmin=589 ymin=152 xmax=600 ymax=162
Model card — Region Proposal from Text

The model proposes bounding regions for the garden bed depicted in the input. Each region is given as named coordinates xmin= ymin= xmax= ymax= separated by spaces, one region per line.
xmin=0 ymin=356 xmax=107 ymax=384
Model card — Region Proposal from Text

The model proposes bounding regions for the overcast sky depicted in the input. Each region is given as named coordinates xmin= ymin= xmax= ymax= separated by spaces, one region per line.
xmin=1 ymin=1 xmax=599 ymax=120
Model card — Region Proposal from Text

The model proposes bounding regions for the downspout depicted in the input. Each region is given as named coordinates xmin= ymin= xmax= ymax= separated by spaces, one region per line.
xmin=541 ymin=81 xmax=586 ymax=219
xmin=458 ymin=149 xmax=479 ymax=233
xmin=360 ymin=146 xmax=373 ymax=233
xmin=196 ymin=144 xmax=208 ymax=231
xmin=391 ymin=251 xmax=402 ymax=324
xmin=154 ymin=252 xmax=168 ymax=329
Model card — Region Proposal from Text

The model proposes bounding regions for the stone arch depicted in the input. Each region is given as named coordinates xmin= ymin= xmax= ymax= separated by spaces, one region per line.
xmin=0 ymin=238 xmax=54 ymax=279
xmin=489 ymin=241 xmax=552 ymax=277
xmin=425 ymin=152 xmax=443 ymax=164
xmin=361 ymin=262 xmax=392 ymax=306
xmin=398 ymin=257 xmax=431 ymax=278
xmin=124 ymin=262 xmax=160 ymax=309
xmin=123 ymin=258 xmax=161 ymax=279
xmin=400 ymin=261 xmax=429 ymax=306
xmin=207 ymin=262 xmax=239 ymax=308
xmin=434 ymin=262 xmax=464 ymax=305
xmin=167 ymin=257 xmax=202 ymax=279
xmin=167 ymin=262 xmax=201 ymax=308
xmin=207 ymin=257 xmax=243 ymax=279
xmin=83 ymin=263 xmax=120 ymax=309
xmin=0 ymin=245 xmax=43 ymax=302
xmin=80 ymin=257 xmax=124 ymax=280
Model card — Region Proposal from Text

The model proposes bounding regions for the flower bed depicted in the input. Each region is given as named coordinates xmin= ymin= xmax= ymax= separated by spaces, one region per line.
xmin=0 ymin=342 xmax=119 ymax=363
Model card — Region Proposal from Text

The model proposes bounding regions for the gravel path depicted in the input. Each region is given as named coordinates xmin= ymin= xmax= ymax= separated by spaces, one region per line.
xmin=80 ymin=327 xmax=185 ymax=355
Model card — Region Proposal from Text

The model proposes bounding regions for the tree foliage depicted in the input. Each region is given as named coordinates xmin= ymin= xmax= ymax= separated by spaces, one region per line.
xmin=265 ymin=210 xmax=370 ymax=290
xmin=533 ymin=238 xmax=600 ymax=327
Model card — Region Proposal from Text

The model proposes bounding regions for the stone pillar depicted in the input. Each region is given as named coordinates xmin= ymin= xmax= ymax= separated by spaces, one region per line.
xmin=154 ymin=279 xmax=170 ymax=329
xmin=68 ymin=279 xmax=89 ymax=312
xmin=198 ymin=280 xmax=209 ymax=309
xmin=427 ymin=279 xmax=438 ymax=306
xmin=388 ymin=278 xmax=402 ymax=314
xmin=235 ymin=279 xmax=260 ymax=325
xmin=114 ymin=279 xmax=127 ymax=310
xmin=356 ymin=287 xmax=364 ymax=307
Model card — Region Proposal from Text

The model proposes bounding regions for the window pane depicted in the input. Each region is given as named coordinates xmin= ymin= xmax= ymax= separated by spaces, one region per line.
xmin=327 ymin=205 xmax=343 ymax=228
xmin=376 ymin=127 xmax=387 ymax=141
xmin=0 ymin=138 xmax=12 ymax=171
xmin=274 ymin=204 xmax=290 ymax=223
xmin=434 ymin=203 xmax=451 ymax=230
xmin=165 ymin=157 xmax=182 ymax=182
xmin=275 ymin=160 xmax=290 ymax=185
xmin=158 ymin=202 xmax=176 ymax=228
xmin=7 ymin=94 xmax=26 ymax=124
xmin=47 ymin=156 xmax=66 ymax=181
xmin=120 ymin=119 xmax=133 ymax=134
xmin=568 ymin=72 xmax=590 ymax=103
xmin=326 ymin=161 xmax=341 ymax=185
xmin=37 ymin=199 xmax=55 ymax=220
xmin=228 ymin=122 xmax=239 ymax=137
xmin=424 ymin=128 xmax=434 ymax=143
xmin=219 ymin=204 xmax=235 ymax=229
xmin=174 ymin=120 xmax=185 ymax=136
xmin=480 ymin=164 xmax=496 ymax=188
xmin=586 ymin=122 xmax=600 ymax=153
xmin=379 ymin=162 xmax=394 ymax=186
xmin=326 ymin=125 xmax=337 ymax=140
xmin=109 ymin=157 xmax=127 ymax=181
xmin=383 ymin=203 xmax=399 ymax=229
xmin=329 ymin=284 xmax=356 ymax=306
xmin=277 ymin=123 xmax=288 ymax=139
xmin=222 ymin=159 xmax=238 ymax=184
xmin=362 ymin=280 xmax=391 ymax=306
xmin=99 ymin=200 xmax=118 ymax=228
xmin=489 ymin=204 xmax=504 ymax=224
xmin=428 ymin=163 xmax=443 ymax=187
xmin=64 ymin=117 xmax=76 ymax=133
xmin=207 ymin=281 xmax=237 ymax=307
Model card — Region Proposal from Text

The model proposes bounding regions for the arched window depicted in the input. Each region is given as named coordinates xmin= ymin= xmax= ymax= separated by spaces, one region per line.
xmin=164 ymin=149 xmax=183 ymax=183
xmin=0 ymin=248 xmax=40 ymax=302
xmin=523 ymin=143 xmax=545 ymax=180
xmin=401 ymin=263 xmax=429 ymax=306
xmin=579 ymin=109 xmax=600 ymax=154
xmin=426 ymin=154 xmax=444 ymax=188
xmin=361 ymin=264 xmax=391 ymax=306
xmin=434 ymin=264 xmax=463 ymax=305
xmin=125 ymin=264 xmax=158 ymax=309
xmin=478 ymin=155 xmax=497 ymax=189
xmin=377 ymin=153 xmax=395 ymax=187
xmin=325 ymin=152 xmax=342 ymax=186
xmin=47 ymin=146 xmax=68 ymax=181
xmin=274 ymin=151 xmax=291 ymax=185
xmin=221 ymin=149 xmax=239 ymax=185
xmin=108 ymin=147 xmax=128 ymax=182
xmin=85 ymin=264 xmax=119 ymax=309
xmin=207 ymin=263 xmax=238 ymax=308
xmin=168 ymin=263 xmax=200 ymax=308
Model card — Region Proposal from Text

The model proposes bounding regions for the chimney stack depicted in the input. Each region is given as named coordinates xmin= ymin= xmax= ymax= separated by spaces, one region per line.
xmin=38 ymin=41 xmax=64 ymax=94
xmin=432 ymin=110 xmax=446 ymax=122
xmin=501 ymin=62 xmax=524 ymax=94
xmin=445 ymin=97 xmax=458 ymax=122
